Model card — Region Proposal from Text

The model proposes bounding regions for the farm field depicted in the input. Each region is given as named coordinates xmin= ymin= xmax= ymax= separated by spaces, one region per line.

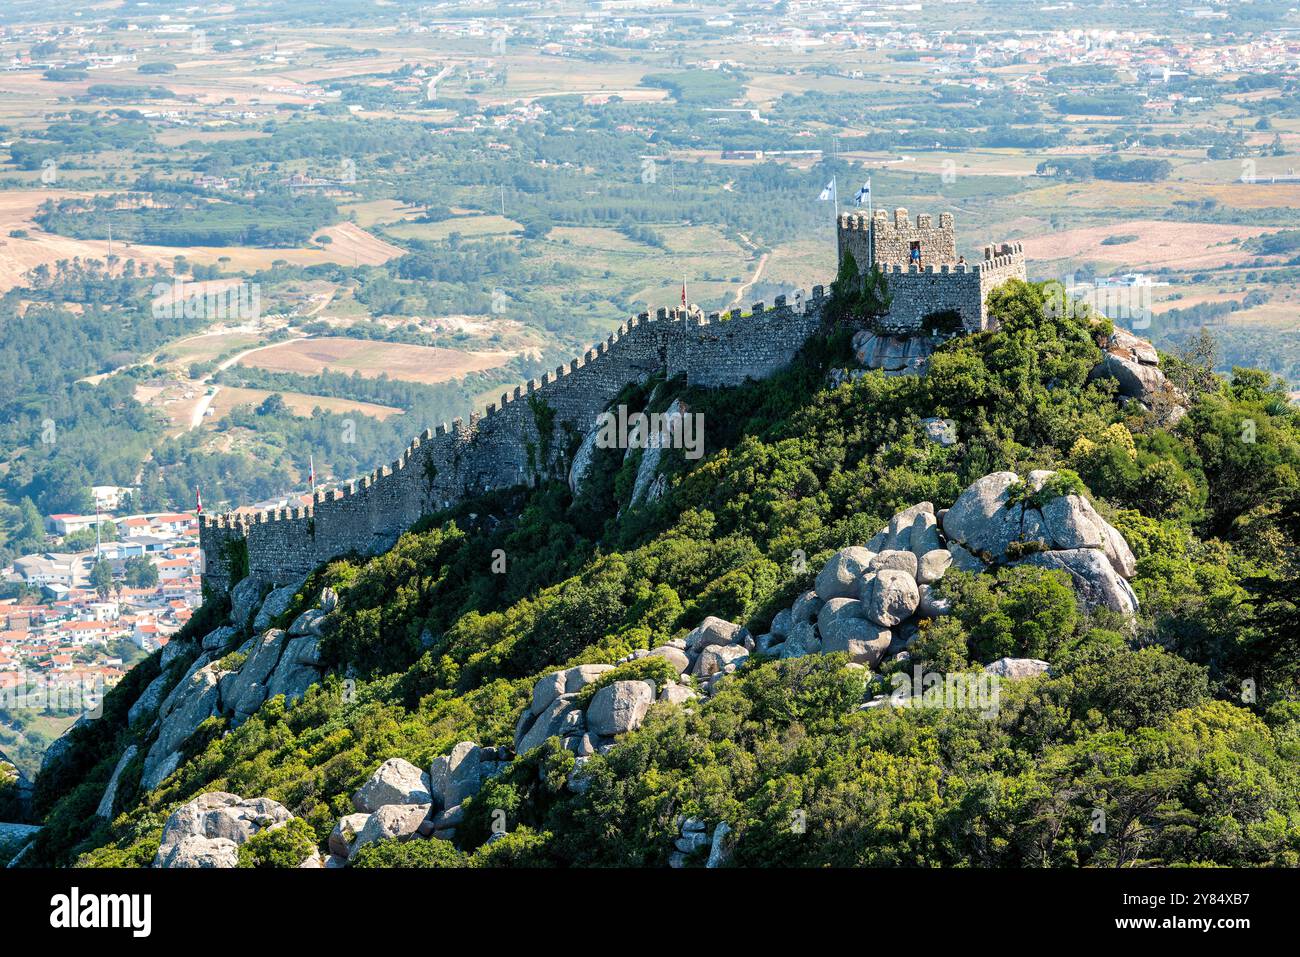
xmin=1218 ymin=294 xmax=1300 ymax=329
xmin=177 ymin=222 xmax=405 ymax=271
xmin=1018 ymin=178 xmax=1300 ymax=214
xmin=383 ymin=215 xmax=523 ymax=241
xmin=0 ymin=190 xmax=403 ymax=290
xmin=235 ymin=337 xmax=517 ymax=385
xmin=0 ymin=189 xmax=178 ymax=291
xmin=205 ymin=385 xmax=405 ymax=422
xmin=151 ymin=331 xmax=266 ymax=371
xmin=1020 ymin=220 xmax=1274 ymax=272
xmin=339 ymin=199 xmax=424 ymax=228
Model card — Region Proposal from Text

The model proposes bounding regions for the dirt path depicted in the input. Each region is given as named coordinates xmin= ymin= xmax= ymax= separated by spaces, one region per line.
xmin=212 ymin=338 xmax=303 ymax=376
xmin=189 ymin=386 xmax=220 ymax=430
xmin=729 ymin=233 xmax=769 ymax=308
xmin=183 ymin=334 xmax=313 ymax=431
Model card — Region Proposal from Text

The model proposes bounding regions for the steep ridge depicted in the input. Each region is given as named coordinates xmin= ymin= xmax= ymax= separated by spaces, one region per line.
xmin=25 ymin=278 xmax=1300 ymax=869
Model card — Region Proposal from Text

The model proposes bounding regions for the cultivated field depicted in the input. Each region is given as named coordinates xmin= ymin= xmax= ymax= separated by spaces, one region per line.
xmin=206 ymin=385 xmax=404 ymax=422
xmin=151 ymin=331 xmax=265 ymax=371
xmin=339 ymin=199 xmax=424 ymax=228
xmin=0 ymin=190 xmax=177 ymax=292
xmin=0 ymin=190 xmax=403 ymax=290
xmin=1020 ymin=220 xmax=1274 ymax=272
xmin=383 ymin=214 xmax=523 ymax=242
xmin=236 ymin=337 xmax=516 ymax=384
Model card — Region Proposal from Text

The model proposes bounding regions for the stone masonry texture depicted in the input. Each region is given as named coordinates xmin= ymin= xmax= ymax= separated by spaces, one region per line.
xmin=201 ymin=212 xmax=1024 ymax=596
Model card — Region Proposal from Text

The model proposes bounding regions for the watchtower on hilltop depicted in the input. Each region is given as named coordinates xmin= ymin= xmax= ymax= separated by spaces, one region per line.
xmin=200 ymin=209 xmax=1027 ymax=599
xmin=838 ymin=207 xmax=957 ymax=270
xmin=836 ymin=207 xmax=1026 ymax=334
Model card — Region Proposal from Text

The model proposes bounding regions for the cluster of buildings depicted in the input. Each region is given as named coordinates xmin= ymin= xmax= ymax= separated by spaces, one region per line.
xmin=13 ymin=511 xmax=201 ymax=600
xmin=0 ymin=512 xmax=203 ymax=705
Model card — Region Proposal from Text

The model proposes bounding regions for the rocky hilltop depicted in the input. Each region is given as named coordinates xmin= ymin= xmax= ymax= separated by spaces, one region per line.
xmin=24 ymin=276 xmax=1300 ymax=870
xmin=140 ymin=465 xmax=1140 ymax=868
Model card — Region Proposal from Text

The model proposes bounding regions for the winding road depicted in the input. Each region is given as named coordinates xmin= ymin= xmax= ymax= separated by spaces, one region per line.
xmin=729 ymin=232 xmax=769 ymax=309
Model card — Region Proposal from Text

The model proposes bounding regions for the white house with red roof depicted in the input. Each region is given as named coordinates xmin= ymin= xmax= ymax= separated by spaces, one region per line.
xmin=46 ymin=514 xmax=98 ymax=536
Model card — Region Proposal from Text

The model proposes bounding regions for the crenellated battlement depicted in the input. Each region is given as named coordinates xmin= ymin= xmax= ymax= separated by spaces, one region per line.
xmin=199 ymin=219 xmax=1025 ymax=598
xmin=200 ymin=207 xmax=1031 ymax=601
xmin=838 ymin=207 xmax=959 ymax=271
xmin=200 ymin=288 xmax=829 ymax=595
xmin=837 ymin=209 xmax=1025 ymax=335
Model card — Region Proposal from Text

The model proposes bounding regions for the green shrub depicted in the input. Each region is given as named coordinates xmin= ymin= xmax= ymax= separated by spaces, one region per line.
xmin=236 ymin=818 xmax=317 ymax=868
xmin=216 ymin=650 xmax=248 ymax=673
xmin=351 ymin=836 xmax=465 ymax=868
xmin=1005 ymin=469 xmax=1088 ymax=511
xmin=468 ymin=827 xmax=555 ymax=868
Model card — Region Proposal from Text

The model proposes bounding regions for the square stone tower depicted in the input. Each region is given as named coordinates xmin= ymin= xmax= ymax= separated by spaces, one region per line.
xmin=838 ymin=208 xmax=958 ymax=270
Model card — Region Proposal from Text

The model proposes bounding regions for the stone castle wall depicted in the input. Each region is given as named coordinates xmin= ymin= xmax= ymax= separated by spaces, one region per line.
xmin=838 ymin=209 xmax=1025 ymax=335
xmin=200 ymin=209 xmax=1026 ymax=597
xmin=878 ymin=242 xmax=1026 ymax=334
xmin=201 ymin=290 xmax=828 ymax=594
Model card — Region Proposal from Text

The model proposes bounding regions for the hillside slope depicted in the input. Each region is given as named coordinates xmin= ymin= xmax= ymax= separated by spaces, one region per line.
xmin=24 ymin=280 xmax=1300 ymax=868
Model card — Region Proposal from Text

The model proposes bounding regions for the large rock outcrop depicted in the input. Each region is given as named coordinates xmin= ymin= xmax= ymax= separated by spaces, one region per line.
xmin=352 ymin=759 xmax=432 ymax=813
xmin=587 ymin=680 xmax=656 ymax=736
xmin=95 ymin=745 xmax=138 ymax=819
xmin=852 ymin=330 xmax=934 ymax=377
xmin=568 ymin=420 xmax=602 ymax=496
xmin=153 ymin=792 xmax=296 ymax=868
xmin=629 ymin=398 xmax=691 ymax=507
xmin=1088 ymin=327 xmax=1187 ymax=423
xmin=328 ymin=742 xmax=513 ymax=862
xmin=752 ymin=469 xmax=1140 ymax=664
xmin=135 ymin=582 xmax=332 ymax=792
xmin=512 ymin=647 xmax=702 ymax=760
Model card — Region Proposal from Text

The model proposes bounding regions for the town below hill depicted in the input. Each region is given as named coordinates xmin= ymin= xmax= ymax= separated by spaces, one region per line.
xmin=1 ymin=504 xmax=202 ymax=776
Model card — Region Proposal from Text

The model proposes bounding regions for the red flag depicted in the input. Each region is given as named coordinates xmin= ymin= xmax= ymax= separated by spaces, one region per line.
xmin=195 ymin=488 xmax=203 ymax=515
xmin=681 ymin=279 xmax=687 ymax=307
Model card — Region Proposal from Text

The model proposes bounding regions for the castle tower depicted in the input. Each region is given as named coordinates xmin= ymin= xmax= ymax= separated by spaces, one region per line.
xmin=834 ymin=207 xmax=1026 ymax=335
xmin=837 ymin=208 xmax=958 ymax=271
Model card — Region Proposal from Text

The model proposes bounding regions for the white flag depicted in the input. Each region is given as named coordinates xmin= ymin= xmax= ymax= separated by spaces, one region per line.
xmin=817 ymin=179 xmax=836 ymax=202
xmin=854 ymin=178 xmax=871 ymax=206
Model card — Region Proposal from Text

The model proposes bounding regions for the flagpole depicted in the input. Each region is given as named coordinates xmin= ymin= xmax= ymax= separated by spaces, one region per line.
xmin=867 ymin=180 xmax=873 ymax=271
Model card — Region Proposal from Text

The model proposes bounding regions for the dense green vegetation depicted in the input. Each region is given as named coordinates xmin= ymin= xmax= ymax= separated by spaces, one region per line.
xmin=24 ymin=280 xmax=1300 ymax=868
xmin=0 ymin=266 xmax=210 ymax=557
xmin=1035 ymin=156 xmax=1173 ymax=182
xmin=0 ymin=759 xmax=27 ymax=823
xmin=641 ymin=69 xmax=749 ymax=105
xmin=35 ymin=184 xmax=339 ymax=247
xmin=7 ymin=114 xmax=155 ymax=169
xmin=236 ymin=818 xmax=317 ymax=868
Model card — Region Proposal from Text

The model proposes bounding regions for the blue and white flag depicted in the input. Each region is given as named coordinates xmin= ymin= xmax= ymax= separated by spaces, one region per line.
xmin=854 ymin=178 xmax=871 ymax=206
xmin=817 ymin=179 xmax=836 ymax=202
